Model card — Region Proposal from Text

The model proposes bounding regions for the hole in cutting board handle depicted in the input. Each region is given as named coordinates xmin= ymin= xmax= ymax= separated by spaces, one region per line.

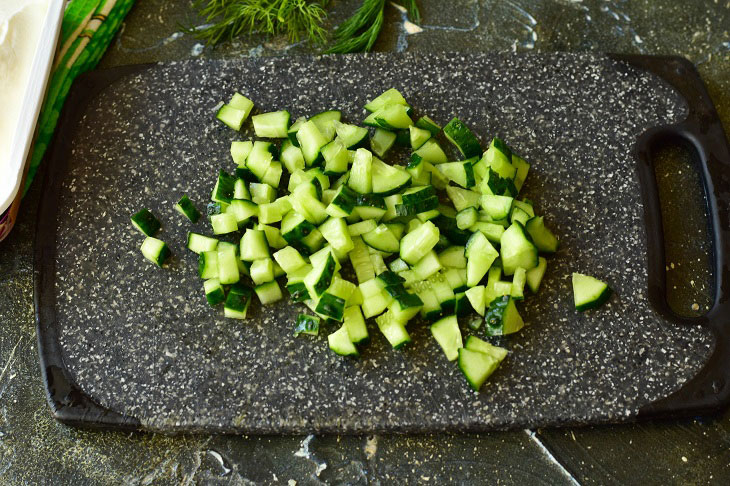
xmin=635 ymin=128 xmax=716 ymax=321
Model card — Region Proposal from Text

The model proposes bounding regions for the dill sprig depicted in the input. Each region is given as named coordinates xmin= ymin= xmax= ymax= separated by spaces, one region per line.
xmin=325 ymin=0 xmax=384 ymax=53
xmin=325 ymin=5 xmax=384 ymax=54
xmin=189 ymin=0 xmax=422 ymax=54
xmin=326 ymin=0 xmax=421 ymax=54
xmin=191 ymin=0 xmax=330 ymax=46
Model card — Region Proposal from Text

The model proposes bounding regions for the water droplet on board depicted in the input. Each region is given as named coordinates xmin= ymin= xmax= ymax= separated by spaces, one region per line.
xmin=191 ymin=43 xmax=204 ymax=57
xmin=207 ymin=449 xmax=232 ymax=476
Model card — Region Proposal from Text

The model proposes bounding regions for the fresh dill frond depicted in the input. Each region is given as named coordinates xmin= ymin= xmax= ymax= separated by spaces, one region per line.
xmin=326 ymin=0 xmax=422 ymax=54
xmin=189 ymin=0 xmax=422 ymax=54
xmin=191 ymin=0 xmax=330 ymax=46
xmin=331 ymin=0 xmax=384 ymax=42
xmin=325 ymin=4 xmax=384 ymax=54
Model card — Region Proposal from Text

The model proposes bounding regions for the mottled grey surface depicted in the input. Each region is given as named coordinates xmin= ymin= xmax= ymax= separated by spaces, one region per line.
xmin=50 ymin=52 xmax=713 ymax=433
xmin=1 ymin=0 xmax=728 ymax=484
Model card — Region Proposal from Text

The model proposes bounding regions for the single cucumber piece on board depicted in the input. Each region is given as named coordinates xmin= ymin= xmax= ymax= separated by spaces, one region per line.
xmin=217 ymin=242 xmax=240 ymax=285
xmin=572 ymin=273 xmax=612 ymax=311
xmin=465 ymin=231 xmax=499 ymax=286
xmin=310 ymin=110 xmax=341 ymax=141
xmin=371 ymin=157 xmax=412 ymax=196
xmin=287 ymin=116 xmax=307 ymax=147
xmin=198 ymin=251 xmax=219 ymax=280
xmin=373 ymin=104 xmax=413 ymax=130
xmin=255 ymin=280 xmax=283 ymax=305
xmin=216 ymin=98 xmax=251 ymax=130
xmin=141 ymin=236 xmax=170 ymax=266
xmin=229 ymin=92 xmax=254 ymax=116
xmin=131 ymin=208 xmax=161 ymax=236
xmin=293 ymin=313 xmax=320 ymax=337
xmin=174 ymin=195 xmax=201 ymax=223
xmin=437 ymin=160 xmax=476 ymax=188
xmin=414 ymin=139 xmax=448 ymax=164
xmin=465 ymin=285 xmax=486 ymax=316
xmin=186 ymin=232 xmax=218 ymax=254
xmin=400 ymin=221 xmax=440 ymax=265
xmin=348 ymin=148 xmax=373 ymax=194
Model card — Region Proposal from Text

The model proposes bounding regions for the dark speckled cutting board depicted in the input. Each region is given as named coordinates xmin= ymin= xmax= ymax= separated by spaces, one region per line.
xmin=34 ymin=53 xmax=730 ymax=433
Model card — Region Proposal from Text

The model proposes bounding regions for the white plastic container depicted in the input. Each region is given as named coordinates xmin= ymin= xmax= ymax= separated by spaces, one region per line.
xmin=0 ymin=0 xmax=64 ymax=241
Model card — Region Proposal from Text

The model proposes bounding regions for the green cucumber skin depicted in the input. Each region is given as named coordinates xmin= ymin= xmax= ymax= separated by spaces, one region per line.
xmin=175 ymin=195 xmax=201 ymax=223
xmin=415 ymin=116 xmax=441 ymax=136
xmin=313 ymin=256 xmax=337 ymax=296
xmin=485 ymin=296 xmax=509 ymax=335
xmin=356 ymin=193 xmax=386 ymax=209
xmin=384 ymin=284 xmax=408 ymax=298
xmin=401 ymin=185 xmax=436 ymax=205
xmin=330 ymin=186 xmax=357 ymax=214
xmin=131 ymin=208 xmax=161 ymax=236
xmin=395 ymin=196 xmax=439 ymax=216
xmin=224 ymin=284 xmax=253 ymax=313
xmin=235 ymin=166 xmax=258 ymax=182
xmin=293 ymin=314 xmax=320 ymax=336
xmin=156 ymin=245 xmax=171 ymax=266
xmin=206 ymin=287 xmax=225 ymax=306
xmin=491 ymin=137 xmax=513 ymax=160
xmin=286 ymin=282 xmax=310 ymax=302
xmin=484 ymin=295 xmax=524 ymax=336
xmin=213 ymin=170 xmax=237 ymax=204
xmin=394 ymin=292 xmax=423 ymax=308
xmin=377 ymin=270 xmax=406 ymax=287
xmin=433 ymin=214 xmax=471 ymax=246
xmin=315 ymin=293 xmax=346 ymax=321
xmin=486 ymin=169 xmax=517 ymax=197
xmin=443 ymin=118 xmax=482 ymax=159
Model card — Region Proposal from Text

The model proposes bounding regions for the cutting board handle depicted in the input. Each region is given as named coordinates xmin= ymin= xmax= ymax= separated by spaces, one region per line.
xmin=613 ymin=55 xmax=730 ymax=418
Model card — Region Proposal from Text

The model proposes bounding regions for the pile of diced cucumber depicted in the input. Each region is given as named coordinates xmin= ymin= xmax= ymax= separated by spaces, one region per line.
xmin=130 ymin=88 xmax=612 ymax=392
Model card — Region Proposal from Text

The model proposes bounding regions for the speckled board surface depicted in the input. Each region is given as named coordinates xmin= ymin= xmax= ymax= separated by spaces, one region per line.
xmin=50 ymin=52 xmax=715 ymax=433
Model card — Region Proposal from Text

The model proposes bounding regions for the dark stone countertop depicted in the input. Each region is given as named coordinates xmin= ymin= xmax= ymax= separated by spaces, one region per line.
xmin=1 ymin=0 xmax=729 ymax=483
